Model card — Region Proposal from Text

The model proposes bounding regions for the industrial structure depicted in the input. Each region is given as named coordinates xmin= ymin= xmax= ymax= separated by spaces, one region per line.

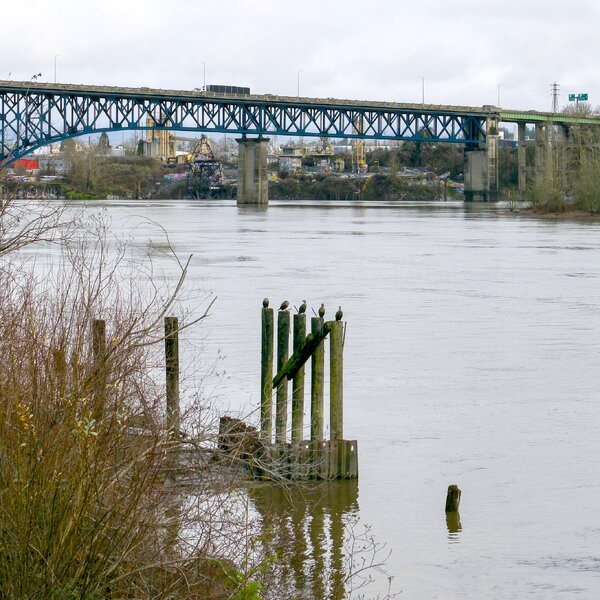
xmin=183 ymin=135 xmax=224 ymax=199
xmin=2 ymin=80 xmax=600 ymax=205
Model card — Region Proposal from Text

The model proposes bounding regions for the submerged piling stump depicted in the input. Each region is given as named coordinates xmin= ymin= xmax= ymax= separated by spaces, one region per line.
xmin=445 ymin=484 xmax=461 ymax=513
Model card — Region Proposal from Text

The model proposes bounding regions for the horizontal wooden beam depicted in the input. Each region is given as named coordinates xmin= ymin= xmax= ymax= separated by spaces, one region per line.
xmin=272 ymin=321 xmax=332 ymax=387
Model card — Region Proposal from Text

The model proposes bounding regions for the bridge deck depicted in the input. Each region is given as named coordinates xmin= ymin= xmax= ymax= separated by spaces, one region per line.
xmin=2 ymin=80 xmax=599 ymax=126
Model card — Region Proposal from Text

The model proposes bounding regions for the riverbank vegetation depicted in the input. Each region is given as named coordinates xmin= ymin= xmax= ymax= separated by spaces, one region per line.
xmin=0 ymin=198 xmax=396 ymax=599
xmin=270 ymin=172 xmax=456 ymax=201
xmin=0 ymin=210 xmax=246 ymax=598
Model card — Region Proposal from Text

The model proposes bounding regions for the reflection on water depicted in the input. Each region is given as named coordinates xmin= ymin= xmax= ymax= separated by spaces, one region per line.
xmin=251 ymin=480 xmax=358 ymax=599
xmin=446 ymin=511 xmax=462 ymax=540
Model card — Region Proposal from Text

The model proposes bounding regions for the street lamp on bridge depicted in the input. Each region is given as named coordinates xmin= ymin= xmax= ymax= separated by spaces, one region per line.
xmin=54 ymin=54 xmax=61 ymax=84
xmin=297 ymin=69 xmax=304 ymax=98
xmin=200 ymin=61 xmax=206 ymax=91
xmin=419 ymin=75 xmax=425 ymax=105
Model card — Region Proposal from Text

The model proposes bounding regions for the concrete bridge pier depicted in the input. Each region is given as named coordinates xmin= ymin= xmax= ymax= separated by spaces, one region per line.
xmin=236 ymin=136 xmax=270 ymax=206
xmin=464 ymin=116 xmax=499 ymax=201
xmin=517 ymin=122 xmax=527 ymax=197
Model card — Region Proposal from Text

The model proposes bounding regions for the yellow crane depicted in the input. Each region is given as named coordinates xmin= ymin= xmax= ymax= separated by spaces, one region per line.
xmin=351 ymin=116 xmax=367 ymax=173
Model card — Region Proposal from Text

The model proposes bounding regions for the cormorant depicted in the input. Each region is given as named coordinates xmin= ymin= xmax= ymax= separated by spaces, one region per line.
xmin=263 ymin=298 xmax=269 ymax=308
xmin=279 ymin=300 xmax=290 ymax=311
xmin=298 ymin=300 xmax=307 ymax=314
xmin=318 ymin=303 xmax=325 ymax=318
xmin=335 ymin=306 xmax=343 ymax=321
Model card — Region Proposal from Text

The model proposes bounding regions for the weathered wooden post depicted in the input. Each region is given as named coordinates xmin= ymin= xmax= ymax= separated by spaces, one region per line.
xmin=310 ymin=316 xmax=325 ymax=441
xmin=445 ymin=484 xmax=461 ymax=513
xmin=261 ymin=301 xmax=274 ymax=442
xmin=164 ymin=316 xmax=180 ymax=435
xmin=291 ymin=312 xmax=306 ymax=443
xmin=276 ymin=308 xmax=290 ymax=444
xmin=329 ymin=319 xmax=343 ymax=440
xmin=92 ymin=318 xmax=106 ymax=422
xmin=445 ymin=484 xmax=462 ymax=533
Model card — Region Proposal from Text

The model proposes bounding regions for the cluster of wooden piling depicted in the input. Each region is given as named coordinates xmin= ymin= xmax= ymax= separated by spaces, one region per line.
xmin=92 ymin=309 xmax=358 ymax=482
xmin=257 ymin=300 xmax=358 ymax=480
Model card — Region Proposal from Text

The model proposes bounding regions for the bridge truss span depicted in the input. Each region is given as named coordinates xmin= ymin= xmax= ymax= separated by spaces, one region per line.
xmin=0 ymin=81 xmax=489 ymax=164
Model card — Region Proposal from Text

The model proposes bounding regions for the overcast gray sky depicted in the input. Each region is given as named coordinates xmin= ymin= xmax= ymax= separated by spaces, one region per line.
xmin=2 ymin=0 xmax=599 ymax=112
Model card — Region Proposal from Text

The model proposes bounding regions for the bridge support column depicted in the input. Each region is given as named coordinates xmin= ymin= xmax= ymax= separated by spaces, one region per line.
xmin=518 ymin=122 xmax=527 ymax=197
xmin=236 ymin=136 xmax=269 ymax=206
xmin=464 ymin=116 xmax=499 ymax=202
xmin=535 ymin=123 xmax=546 ymax=183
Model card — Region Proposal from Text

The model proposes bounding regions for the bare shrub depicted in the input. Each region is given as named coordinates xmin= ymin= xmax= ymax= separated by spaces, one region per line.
xmin=0 ymin=209 xmax=243 ymax=599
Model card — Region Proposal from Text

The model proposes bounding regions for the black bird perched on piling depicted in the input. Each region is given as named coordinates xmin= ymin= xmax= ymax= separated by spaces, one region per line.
xmin=335 ymin=306 xmax=343 ymax=321
xmin=279 ymin=300 xmax=290 ymax=311
xmin=298 ymin=300 xmax=307 ymax=314
xmin=318 ymin=303 xmax=325 ymax=318
xmin=263 ymin=298 xmax=269 ymax=308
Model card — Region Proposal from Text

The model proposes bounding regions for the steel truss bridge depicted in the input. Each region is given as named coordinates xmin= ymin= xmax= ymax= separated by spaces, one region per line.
xmin=2 ymin=80 xmax=600 ymax=166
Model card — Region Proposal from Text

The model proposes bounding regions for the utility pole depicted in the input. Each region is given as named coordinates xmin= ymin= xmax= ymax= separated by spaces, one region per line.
xmin=551 ymin=82 xmax=560 ymax=114
xmin=54 ymin=54 xmax=60 ymax=84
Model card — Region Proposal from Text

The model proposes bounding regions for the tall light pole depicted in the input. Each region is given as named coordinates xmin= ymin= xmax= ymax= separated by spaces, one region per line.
xmin=419 ymin=75 xmax=425 ymax=105
xmin=297 ymin=69 xmax=304 ymax=98
xmin=497 ymin=83 xmax=502 ymax=107
xmin=54 ymin=54 xmax=60 ymax=84
xmin=199 ymin=61 xmax=206 ymax=90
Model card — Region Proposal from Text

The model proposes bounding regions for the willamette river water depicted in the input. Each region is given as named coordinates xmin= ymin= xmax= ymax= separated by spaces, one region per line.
xmin=37 ymin=199 xmax=600 ymax=598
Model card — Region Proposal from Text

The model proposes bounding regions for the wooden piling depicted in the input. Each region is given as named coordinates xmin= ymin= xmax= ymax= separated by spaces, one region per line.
xmin=329 ymin=319 xmax=343 ymax=440
xmin=292 ymin=313 xmax=306 ymax=443
xmin=92 ymin=319 xmax=106 ymax=422
xmin=261 ymin=307 xmax=274 ymax=441
xmin=445 ymin=484 xmax=461 ymax=513
xmin=164 ymin=316 xmax=180 ymax=435
xmin=310 ymin=317 xmax=324 ymax=441
xmin=276 ymin=310 xmax=290 ymax=444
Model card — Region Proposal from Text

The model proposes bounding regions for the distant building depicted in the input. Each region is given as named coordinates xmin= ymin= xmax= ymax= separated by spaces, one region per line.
xmin=278 ymin=145 xmax=303 ymax=171
xmin=12 ymin=158 xmax=39 ymax=173
xmin=109 ymin=145 xmax=125 ymax=157
xmin=145 ymin=116 xmax=175 ymax=159
xmin=37 ymin=155 xmax=67 ymax=174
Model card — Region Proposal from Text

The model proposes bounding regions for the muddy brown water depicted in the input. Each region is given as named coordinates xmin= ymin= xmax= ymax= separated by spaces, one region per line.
xmin=30 ymin=199 xmax=600 ymax=598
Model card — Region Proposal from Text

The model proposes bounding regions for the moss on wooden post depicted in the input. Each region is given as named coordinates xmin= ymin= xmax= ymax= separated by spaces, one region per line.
xmin=261 ymin=307 xmax=274 ymax=441
xmin=292 ymin=313 xmax=306 ymax=443
xmin=329 ymin=319 xmax=343 ymax=440
xmin=164 ymin=316 xmax=180 ymax=435
xmin=276 ymin=310 xmax=290 ymax=444
xmin=92 ymin=319 xmax=106 ymax=422
xmin=310 ymin=317 xmax=325 ymax=441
